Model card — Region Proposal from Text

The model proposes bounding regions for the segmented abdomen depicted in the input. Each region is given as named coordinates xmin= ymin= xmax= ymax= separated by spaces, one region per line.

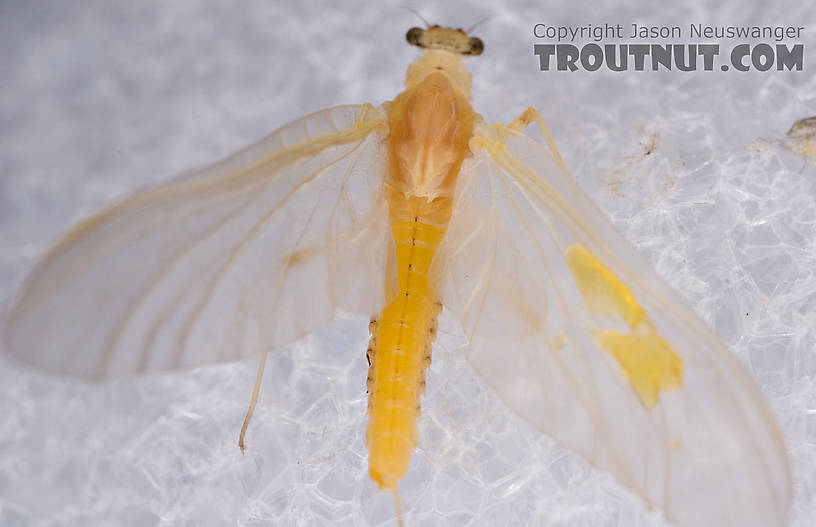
xmin=366 ymin=67 xmax=473 ymax=490
xmin=365 ymin=189 xmax=451 ymax=490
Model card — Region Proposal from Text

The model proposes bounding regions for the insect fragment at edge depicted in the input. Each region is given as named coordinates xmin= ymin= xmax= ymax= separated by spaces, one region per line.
xmin=2 ymin=25 xmax=792 ymax=527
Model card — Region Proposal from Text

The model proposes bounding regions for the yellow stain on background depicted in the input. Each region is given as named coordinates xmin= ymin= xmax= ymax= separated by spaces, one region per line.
xmin=566 ymin=244 xmax=683 ymax=408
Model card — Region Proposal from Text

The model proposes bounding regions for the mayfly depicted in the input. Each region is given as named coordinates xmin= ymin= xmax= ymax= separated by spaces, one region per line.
xmin=2 ymin=25 xmax=791 ymax=527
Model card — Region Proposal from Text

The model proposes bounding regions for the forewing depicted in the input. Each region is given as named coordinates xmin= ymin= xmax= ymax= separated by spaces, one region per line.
xmin=432 ymin=122 xmax=791 ymax=527
xmin=4 ymin=104 xmax=394 ymax=378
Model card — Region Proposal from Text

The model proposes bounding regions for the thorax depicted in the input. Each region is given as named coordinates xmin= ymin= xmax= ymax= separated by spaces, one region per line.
xmin=385 ymin=51 xmax=475 ymax=201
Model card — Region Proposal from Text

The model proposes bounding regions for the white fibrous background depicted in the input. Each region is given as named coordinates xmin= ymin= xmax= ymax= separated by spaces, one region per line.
xmin=1 ymin=1 xmax=815 ymax=526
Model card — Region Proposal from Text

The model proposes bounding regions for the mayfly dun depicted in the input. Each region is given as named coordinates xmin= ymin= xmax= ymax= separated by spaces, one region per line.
xmin=2 ymin=24 xmax=791 ymax=527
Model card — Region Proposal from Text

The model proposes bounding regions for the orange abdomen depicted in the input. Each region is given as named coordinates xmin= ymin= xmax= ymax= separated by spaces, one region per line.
xmin=365 ymin=71 xmax=474 ymax=489
xmin=365 ymin=191 xmax=448 ymax=489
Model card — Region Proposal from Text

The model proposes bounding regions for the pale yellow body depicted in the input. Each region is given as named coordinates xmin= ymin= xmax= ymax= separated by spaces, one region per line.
xmin=363 ymin=42 xmax=683 ymax=492
xmin=366 ymin=51 xmax=475 ymax=490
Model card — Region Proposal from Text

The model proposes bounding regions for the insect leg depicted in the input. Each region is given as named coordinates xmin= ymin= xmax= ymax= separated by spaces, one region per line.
xmin=238 ymin=352 xmax=268 ymax=453
xmin=507 ymin=107 xmax=569 ymax=174
xmin=393 ymin=485 xmax=405 ymax=527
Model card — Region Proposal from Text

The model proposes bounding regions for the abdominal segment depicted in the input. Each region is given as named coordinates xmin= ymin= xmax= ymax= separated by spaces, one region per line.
xmin=365 ymin=189 xmax=451 ymax=490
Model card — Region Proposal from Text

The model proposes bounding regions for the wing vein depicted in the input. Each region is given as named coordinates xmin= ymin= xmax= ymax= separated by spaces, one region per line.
xmin=171 ymin=139 xmax=367 ymax=368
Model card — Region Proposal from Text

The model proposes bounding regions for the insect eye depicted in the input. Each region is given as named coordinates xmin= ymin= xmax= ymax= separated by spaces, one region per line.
xmin=406 ymin=27 xmax=424 ymax=46
xmin=468 ymin=37 xmax=484 ymax=56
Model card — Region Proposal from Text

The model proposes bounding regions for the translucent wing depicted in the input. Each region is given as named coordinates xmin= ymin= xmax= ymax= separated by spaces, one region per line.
xmin=3 ymin=104 xmax=395 ymax=379
xmin=433 ymin=121 xmax=791 ymax=527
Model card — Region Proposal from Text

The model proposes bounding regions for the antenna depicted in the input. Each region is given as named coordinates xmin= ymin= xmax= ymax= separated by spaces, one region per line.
xmin=467 ymin=13 xmax=496 ymax=33
xmin=400 ymin=5 xmax=430 ymax=28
